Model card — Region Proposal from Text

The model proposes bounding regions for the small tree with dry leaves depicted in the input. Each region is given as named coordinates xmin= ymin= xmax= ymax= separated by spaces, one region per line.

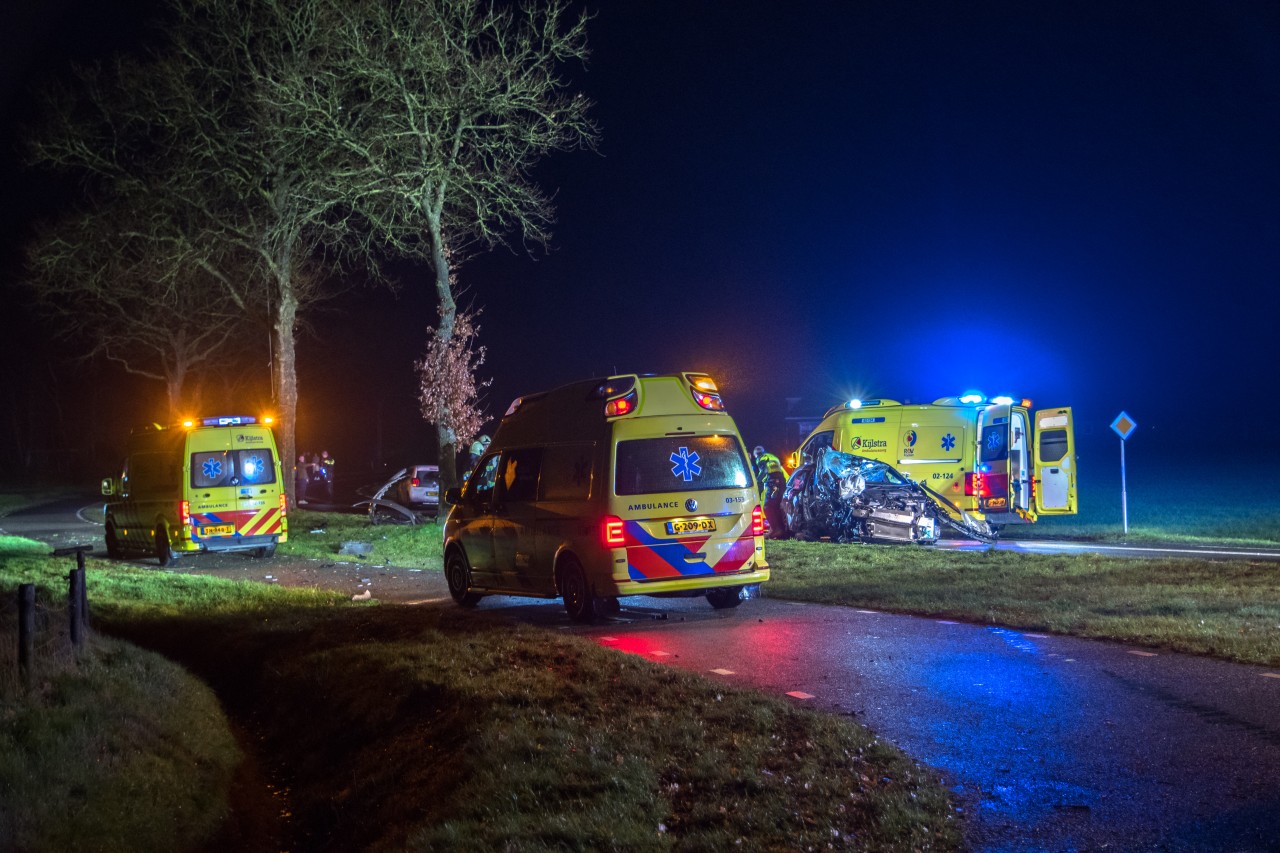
xmin=416 ymin=309 xmax=490 ymax=489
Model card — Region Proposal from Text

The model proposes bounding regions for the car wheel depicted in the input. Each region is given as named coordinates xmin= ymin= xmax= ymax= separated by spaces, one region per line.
xmin=445 ymin=550 xmax=482 ymax=607
xmin=105 ymin=520 xmax=123 ymax=559
xmin=559 ymin=556 xmax=598 ymax=623
xmin=154 ymin=525 xmax=178 ymax=567
xmin=706 ymin=586 xmax=743 ymax=610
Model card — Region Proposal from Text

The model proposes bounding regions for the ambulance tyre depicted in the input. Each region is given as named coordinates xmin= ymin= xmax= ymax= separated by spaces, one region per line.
xmin=445 ymin=550 xmax=482 ymax=608
xmin=559 ymin=556 xmax=599 ymax=623
xmin=154 ymin=525 xmax=178 ymax=567
xmin=706 ymin=586 xmax=744 ymax=609
xmin=104 ymin=520 xmax=123 ymax=560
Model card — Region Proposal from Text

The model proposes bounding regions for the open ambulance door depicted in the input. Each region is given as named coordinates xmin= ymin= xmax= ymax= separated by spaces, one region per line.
xmin=1033 ymin=407 xmax=1077 ymax=515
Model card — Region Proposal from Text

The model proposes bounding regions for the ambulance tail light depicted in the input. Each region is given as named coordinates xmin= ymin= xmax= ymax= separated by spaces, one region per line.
xmin=965 ymin=472 xmax=995 ymax=497
xmin=280 ymin=493 xmax=288 ymax=513
xmin=180 ymin=500 xmax=191 ymax=529
xmin=692 ymin=390 xmax=725 ymax=411
xmin=751 ymin=505 xmax=765 ymax=536
xmin=964 ymin=473 xmax=983 ymax=497
xmin=602 ymin=516 xmax=626 ymax=548
xmin=604 ymin=391 xmax=637 ymax=417
xmin=685 ymin=374 xmax=725 ymax=410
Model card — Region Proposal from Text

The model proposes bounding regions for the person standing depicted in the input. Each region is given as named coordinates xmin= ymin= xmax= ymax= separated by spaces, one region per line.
xmin=295 ymin=453 xmax=310 ymax=505
xmin=318 ymin=450 xmax=336 ymax=502
xmin=752 ymin=445 xmax=787 ymax=539
xmin=468 ymin=435 xmax=491 ymax=469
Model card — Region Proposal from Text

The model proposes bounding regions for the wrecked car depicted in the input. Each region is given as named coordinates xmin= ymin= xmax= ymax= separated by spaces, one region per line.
xmin=779 ymin=447 xmax=980 ymax=545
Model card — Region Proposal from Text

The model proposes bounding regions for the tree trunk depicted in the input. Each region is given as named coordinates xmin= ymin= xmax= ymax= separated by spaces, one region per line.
xmin=429 ymin=220 xmax=459 ymax=492
xmin=274 ymin=285 xmax=300 ymax=511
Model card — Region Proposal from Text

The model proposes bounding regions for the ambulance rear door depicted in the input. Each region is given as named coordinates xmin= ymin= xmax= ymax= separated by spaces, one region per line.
xmin=1033 ymin=407 xmax=1077 ymax=515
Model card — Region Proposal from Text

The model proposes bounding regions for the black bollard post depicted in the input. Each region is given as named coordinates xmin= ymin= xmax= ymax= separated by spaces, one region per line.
xmin=54 ymin=544 xmax=95 ymax=648
xmin=19 ymin=584 xmax=35 ymax=687
xmin=69 ymin=568 xmax=84 ymax=651
xmin=76 ymin=549 xmax=89 ymax=628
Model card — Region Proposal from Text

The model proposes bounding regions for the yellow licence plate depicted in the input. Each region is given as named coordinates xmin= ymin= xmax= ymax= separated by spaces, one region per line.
xmin=200 ymin=524 xmax=235 ymax=537
xmin=666 ymin=518 xmax=715 ymax=535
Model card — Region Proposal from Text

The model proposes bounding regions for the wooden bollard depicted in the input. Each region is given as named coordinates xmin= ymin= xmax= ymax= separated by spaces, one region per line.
xmin=18 ymin=584 xmax=35 ymax=686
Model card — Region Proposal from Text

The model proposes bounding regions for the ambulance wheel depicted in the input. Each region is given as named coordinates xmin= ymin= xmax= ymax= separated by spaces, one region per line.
xmin=559 ymin=557 xmax=598 ymax=623
xmin=445 ymin=550 xmax=482 ymax=608
xmin=706 ymin=586 xmax=744 ymax=609
xmin=154 ymin=525 xmax=178 ymax=567
xmin=104 ymin=520 xmax=123 ymax=559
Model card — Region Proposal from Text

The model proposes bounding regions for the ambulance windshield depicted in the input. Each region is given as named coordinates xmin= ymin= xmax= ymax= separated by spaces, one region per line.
xmin=614 ymin=435 xmax=750 ymax=496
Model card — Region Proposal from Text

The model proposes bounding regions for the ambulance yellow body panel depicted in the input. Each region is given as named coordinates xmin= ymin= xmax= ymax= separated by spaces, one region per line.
xmin=790 ymin=396 xmax=1077 ymax=531
xmin=101 ymin=415 xmax=288 ymax=565
xmin=443 ymin=373 xmax=769 ymax=622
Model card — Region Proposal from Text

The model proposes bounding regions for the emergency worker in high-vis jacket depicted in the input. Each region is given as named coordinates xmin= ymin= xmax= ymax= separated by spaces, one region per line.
xmin=752 ymin=446 xmax=787 ymax=538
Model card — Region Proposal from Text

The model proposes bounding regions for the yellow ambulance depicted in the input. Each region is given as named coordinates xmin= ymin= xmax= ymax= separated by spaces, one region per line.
xmin=101 ymin=415 xmax=288 ymax=565
xmin=442 ymin=372 xmax=769 ymax=622
xmin=789 ymin=395 xmax=1076 ymax=536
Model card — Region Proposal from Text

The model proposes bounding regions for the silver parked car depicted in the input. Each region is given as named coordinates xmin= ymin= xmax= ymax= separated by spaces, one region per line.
xmin=394 ymin=464 xmax=441 ymax=513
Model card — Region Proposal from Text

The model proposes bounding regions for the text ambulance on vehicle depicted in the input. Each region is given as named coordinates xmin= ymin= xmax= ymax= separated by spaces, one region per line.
xmin=789 ymin=394 xmax=1077 ymax=537
xmin=442 ymin=372 xmax=769 ymax=622
xmin=101 ymin=415 xmax=288 ymax=565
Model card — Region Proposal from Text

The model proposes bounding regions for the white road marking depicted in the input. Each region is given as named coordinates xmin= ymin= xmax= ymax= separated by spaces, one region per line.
xmin=1262 ymin=673 xmax=1280 ymax=679
xmin=786 ymin=691 xmax=815 ymax=699
xmin=652 ymin=650 xmax=671 ymax=657
xmin=599 ymin=637 xmax=618 ymax=642
xmin=1128 ymin=651 xmax=1158 ymax=657
xmin=710 ymin=668 xmax=735 ymax=675
xmin=1025 ymin=633 xmax=1049 ymax=638
xmin=857 ymin=609 xmax=879 ymax=614
xmin=937 ymin=620 xmax=958 ymax=624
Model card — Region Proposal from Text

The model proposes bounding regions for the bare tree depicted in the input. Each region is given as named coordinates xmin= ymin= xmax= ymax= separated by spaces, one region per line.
xmin=24 ymin=196 xmax=249 ymax=420
xmin=26 ymin=12 xmax=343 ymax=505
xmin=258 ymin=0 xmax=598 ymax=487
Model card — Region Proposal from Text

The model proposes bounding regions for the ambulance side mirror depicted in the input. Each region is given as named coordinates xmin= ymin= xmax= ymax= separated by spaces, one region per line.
xmin=444 ymin=487 xmax=462 ymax=505
xmin=101 ymin=477 xmax=116 ymax=496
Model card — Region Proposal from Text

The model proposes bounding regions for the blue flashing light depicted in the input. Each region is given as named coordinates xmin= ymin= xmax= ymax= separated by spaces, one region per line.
xmin=991 ymin=396 xmax=1015 ymax=406
xmin=201 ymin=415 xmax=256 ymax=427
xmin=846 ymin=399 xmax=863 ymax=409
xmin=959 ymin=394 xmax=984 ymax=405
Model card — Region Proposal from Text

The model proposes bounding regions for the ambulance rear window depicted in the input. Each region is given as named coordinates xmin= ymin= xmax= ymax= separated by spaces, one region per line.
xmin=190 ymin=449 xmax=277 ymax=488
xmin=614 ymin=435 xmax=751 ymax=496
xmin=1039 ymin=429 xmax=1068 ymax=463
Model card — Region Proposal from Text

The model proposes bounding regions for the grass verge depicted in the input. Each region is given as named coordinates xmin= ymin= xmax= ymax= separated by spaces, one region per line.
xmin=0 ymin=561 xmax=244 ymax=852
xmin=282 ymin=508 xmax=444 ymax=569
xmin=765 ymin=539 xmax=1280 ymax=666
xmin=2 ymin=547 xmax=961 ymax=851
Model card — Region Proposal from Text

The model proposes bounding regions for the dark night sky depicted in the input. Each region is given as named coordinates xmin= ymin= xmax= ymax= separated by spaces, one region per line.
xmin=3 ymin=1 xmax=1279 ymax=483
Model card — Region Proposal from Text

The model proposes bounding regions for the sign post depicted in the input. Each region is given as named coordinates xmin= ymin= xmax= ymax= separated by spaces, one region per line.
xmin=1110 ymin=411 xmax=1137 ymax=535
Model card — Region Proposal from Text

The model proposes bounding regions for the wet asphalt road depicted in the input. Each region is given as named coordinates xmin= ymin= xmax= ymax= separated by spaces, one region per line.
xmin=6 ymin=497 xmax=1280 ymax=851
